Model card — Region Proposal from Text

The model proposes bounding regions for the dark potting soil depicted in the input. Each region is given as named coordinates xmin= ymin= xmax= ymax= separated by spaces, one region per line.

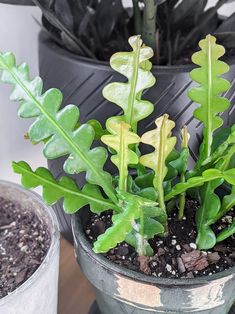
xmin=85 ymin=198 xmax=235 ymax=279
xmin=0 ymin=197 xmax=51 ymax=298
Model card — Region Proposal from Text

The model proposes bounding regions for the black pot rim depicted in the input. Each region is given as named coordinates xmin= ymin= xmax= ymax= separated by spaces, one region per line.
xmin=0 ymin=0 xmax=34 ymax=5
xmin=72 ymin=213 xmax=235 ymax=287
xmin=39 ymin=30 xmax=235 ymax=74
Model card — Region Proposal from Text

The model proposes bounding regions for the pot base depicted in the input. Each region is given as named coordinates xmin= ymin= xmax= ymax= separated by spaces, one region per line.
xmin=88 ymin=300 xmax=235 ymax=314
xmin=89 ymin=301 xmax=100 ymax=314
xmin=229 ymin=303 xmax=235 ymax=314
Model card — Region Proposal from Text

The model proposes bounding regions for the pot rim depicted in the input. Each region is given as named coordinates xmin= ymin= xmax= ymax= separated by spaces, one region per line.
xmin=0 ymin=0 xmax=34 ymax=5
xmin=0 ymin=180 xmax=60 ymax=305
xmin=39 ymin=30 xmax=235 ymax=74
xmin=72 ymin=212 xmax=235 ymax=287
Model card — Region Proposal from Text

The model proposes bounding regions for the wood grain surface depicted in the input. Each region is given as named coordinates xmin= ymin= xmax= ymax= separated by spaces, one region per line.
xmin=59 ymin=238 xmax=95 ymax=314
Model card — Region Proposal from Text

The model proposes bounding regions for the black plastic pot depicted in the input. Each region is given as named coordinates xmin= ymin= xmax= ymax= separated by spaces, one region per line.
xmin=72 ymin=209 xmax=235 ymax=314
xmin=0 ymin=0 xmax=33 ymax=4
xmin=38 ymin=31 xmax=235 ymax=243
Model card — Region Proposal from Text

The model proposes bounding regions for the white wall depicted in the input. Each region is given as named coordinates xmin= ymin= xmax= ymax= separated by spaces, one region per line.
xmin=0 ymin=1 xmax=234 ymax=183
xmin=0 ymin=4 xmax=45 ymax=183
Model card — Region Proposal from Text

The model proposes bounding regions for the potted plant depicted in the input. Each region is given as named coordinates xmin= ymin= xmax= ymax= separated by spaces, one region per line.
xmin=33 ymin=0 xmax=235 ymax=242
xmin=0 ymin=181 xmax=60 ymax=313
xmin=0 ymin=34 xmax=234 ymax=313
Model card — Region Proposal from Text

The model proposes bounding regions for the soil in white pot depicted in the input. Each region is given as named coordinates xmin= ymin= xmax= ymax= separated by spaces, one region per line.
xmin=85 ymin=198 xmax=235 ymax=279
xmin=0 ymin=197 xmax=51 ymax=298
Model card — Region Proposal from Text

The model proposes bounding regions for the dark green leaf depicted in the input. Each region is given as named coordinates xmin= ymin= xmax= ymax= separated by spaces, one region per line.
xmin=135 ymin=172 xmax=154 ymax=189
xmin=144 ymin=217 xmax=164 ymax=238
xmin=125 ymin=232 xmax=154 ymax=257
xmin=165 ymin=168 xmax=235 ymax=201
xmin=196 ymin=179 xmax=223 ymax=250
xmin=87 ymin=119 xmax=108 ymax=140
xmin=169 ymin=148 xmax=189 ymax=174
xmin=216 ymin=219 xmax=235 ymax=243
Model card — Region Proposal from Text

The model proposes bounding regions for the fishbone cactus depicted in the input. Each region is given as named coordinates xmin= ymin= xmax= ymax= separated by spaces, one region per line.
xmin=0 ymin=34 xmax=235 ymax=259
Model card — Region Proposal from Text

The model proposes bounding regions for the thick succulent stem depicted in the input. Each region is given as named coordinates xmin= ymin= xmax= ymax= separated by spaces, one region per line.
xmin=178 ymin=126 xmax=190 ymax=220
xmin=132 ymin=0 xmax=142 ymax=35
xmin=137 ymin=210 xmax=146 ymax=256
xmin=142 ymin=0 xmax=157 ymax=51
xmin=178 ymin=172 xmax=186 ymax=220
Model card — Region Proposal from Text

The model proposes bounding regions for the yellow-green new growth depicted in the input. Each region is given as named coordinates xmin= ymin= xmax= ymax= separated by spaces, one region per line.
xmin=189 ymin=34 xmax=231 ymax=163
xmin=140 ymin=114 xmax=176 ymax=210
xmin=101 ymin=118 xmax=140 ymax=191
xmin=102 ymin=35 xmax=156 ymax=132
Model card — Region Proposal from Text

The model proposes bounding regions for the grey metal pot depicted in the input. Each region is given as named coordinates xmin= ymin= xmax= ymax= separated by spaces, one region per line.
xmin=72 ymin=209 xmax=235 ymax=314
xmin=0 ymin=180 xmax=60 ymax=314
xmin=39 ymin=30 xmax=235 ymax=244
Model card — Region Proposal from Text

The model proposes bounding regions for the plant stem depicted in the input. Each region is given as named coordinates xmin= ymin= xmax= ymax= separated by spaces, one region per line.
xmin=155 ymin=28 xmax=160 ymax=64
xmin=157 ymin=182 xmax=165 ymax=211
xmin=132 ymin=0 xmax=142 ymax=35
xmin=118 ymin=123 xmax=127 ymax=192
xmin=164 ymin=2 xmax=172 ymax=65
xmin=126 ymin=37 xmax=141 ymax=129
xmin=178 ymin=172 xmax=186 ymax=220
xmin=137 ymin=209 xmax=146 ymax=256
xmin=178 ymin=126 xmax=189 ymax=220
xmin=142 ymin=0 xmax=157 ymax=51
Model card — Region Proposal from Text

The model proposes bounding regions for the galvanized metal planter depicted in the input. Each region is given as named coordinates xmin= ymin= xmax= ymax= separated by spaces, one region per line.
xmin=72 ymin=209 xmax=235 ymax=314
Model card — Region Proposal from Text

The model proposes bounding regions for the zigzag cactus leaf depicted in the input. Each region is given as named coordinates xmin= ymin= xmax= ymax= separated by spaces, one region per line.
xmin=93 ymin=191 xmax=164 ymax=255
xmin=207 ymin=186 xmax=235 ymax=226
xmin=144 ymin=217 xmax=164 ymax=239
xmin=125 ymin=232 xmax=154 ymax=257
xmin=102 ymin=35 xmax=156 ymax=131
xmin=101 ymin=119 xmax=140 ymax=191
xmin=216 ymin=145 xmax=235 ymax=171
xmin=93 ymin=198 xmax=140 ymax=253
xmin=188 ymin=35 xmax=231 ymax=163
xmin=87 ymin=119 xmax=108 ymax=140
xmin=135 ymin=187 xmax=158 ymax=202
xmin=202 ymin=125 xmax=235 ymax=166
xmin=12 ymin=161 xmax=119 ymax=214
xmin=0 ymin=52 xmax=116 ymax=203
xmin=216 ymin=219 xmax=235 ymax=243
xmin=196 ymin=178 xmax=223 ymax=250
xmin=197 ymin=144 xmax=235 ymax=248
xmin=165 ymin=168 xmax=235 ymax=201
xmin=140 ymin=114 xmax=176 ymax=210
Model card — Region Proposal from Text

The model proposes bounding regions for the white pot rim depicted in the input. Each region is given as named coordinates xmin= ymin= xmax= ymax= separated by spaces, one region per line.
xmin=0 ymin=180 xmax=60 ymax=305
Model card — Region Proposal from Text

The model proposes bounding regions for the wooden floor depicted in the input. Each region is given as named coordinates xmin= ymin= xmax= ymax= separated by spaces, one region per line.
xmin=58 ymin=238 xmax=95 ymax=314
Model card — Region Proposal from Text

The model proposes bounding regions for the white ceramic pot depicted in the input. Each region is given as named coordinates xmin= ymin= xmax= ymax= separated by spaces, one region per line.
xmin=0 ymin=180 xmax=60 ymax=314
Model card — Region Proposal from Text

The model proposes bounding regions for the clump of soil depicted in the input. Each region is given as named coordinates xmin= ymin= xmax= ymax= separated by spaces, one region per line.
xmin=0 ymin=197 xmax=51 ymax=298
xmin=85 ymin=198 xmax=235 ymax=279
